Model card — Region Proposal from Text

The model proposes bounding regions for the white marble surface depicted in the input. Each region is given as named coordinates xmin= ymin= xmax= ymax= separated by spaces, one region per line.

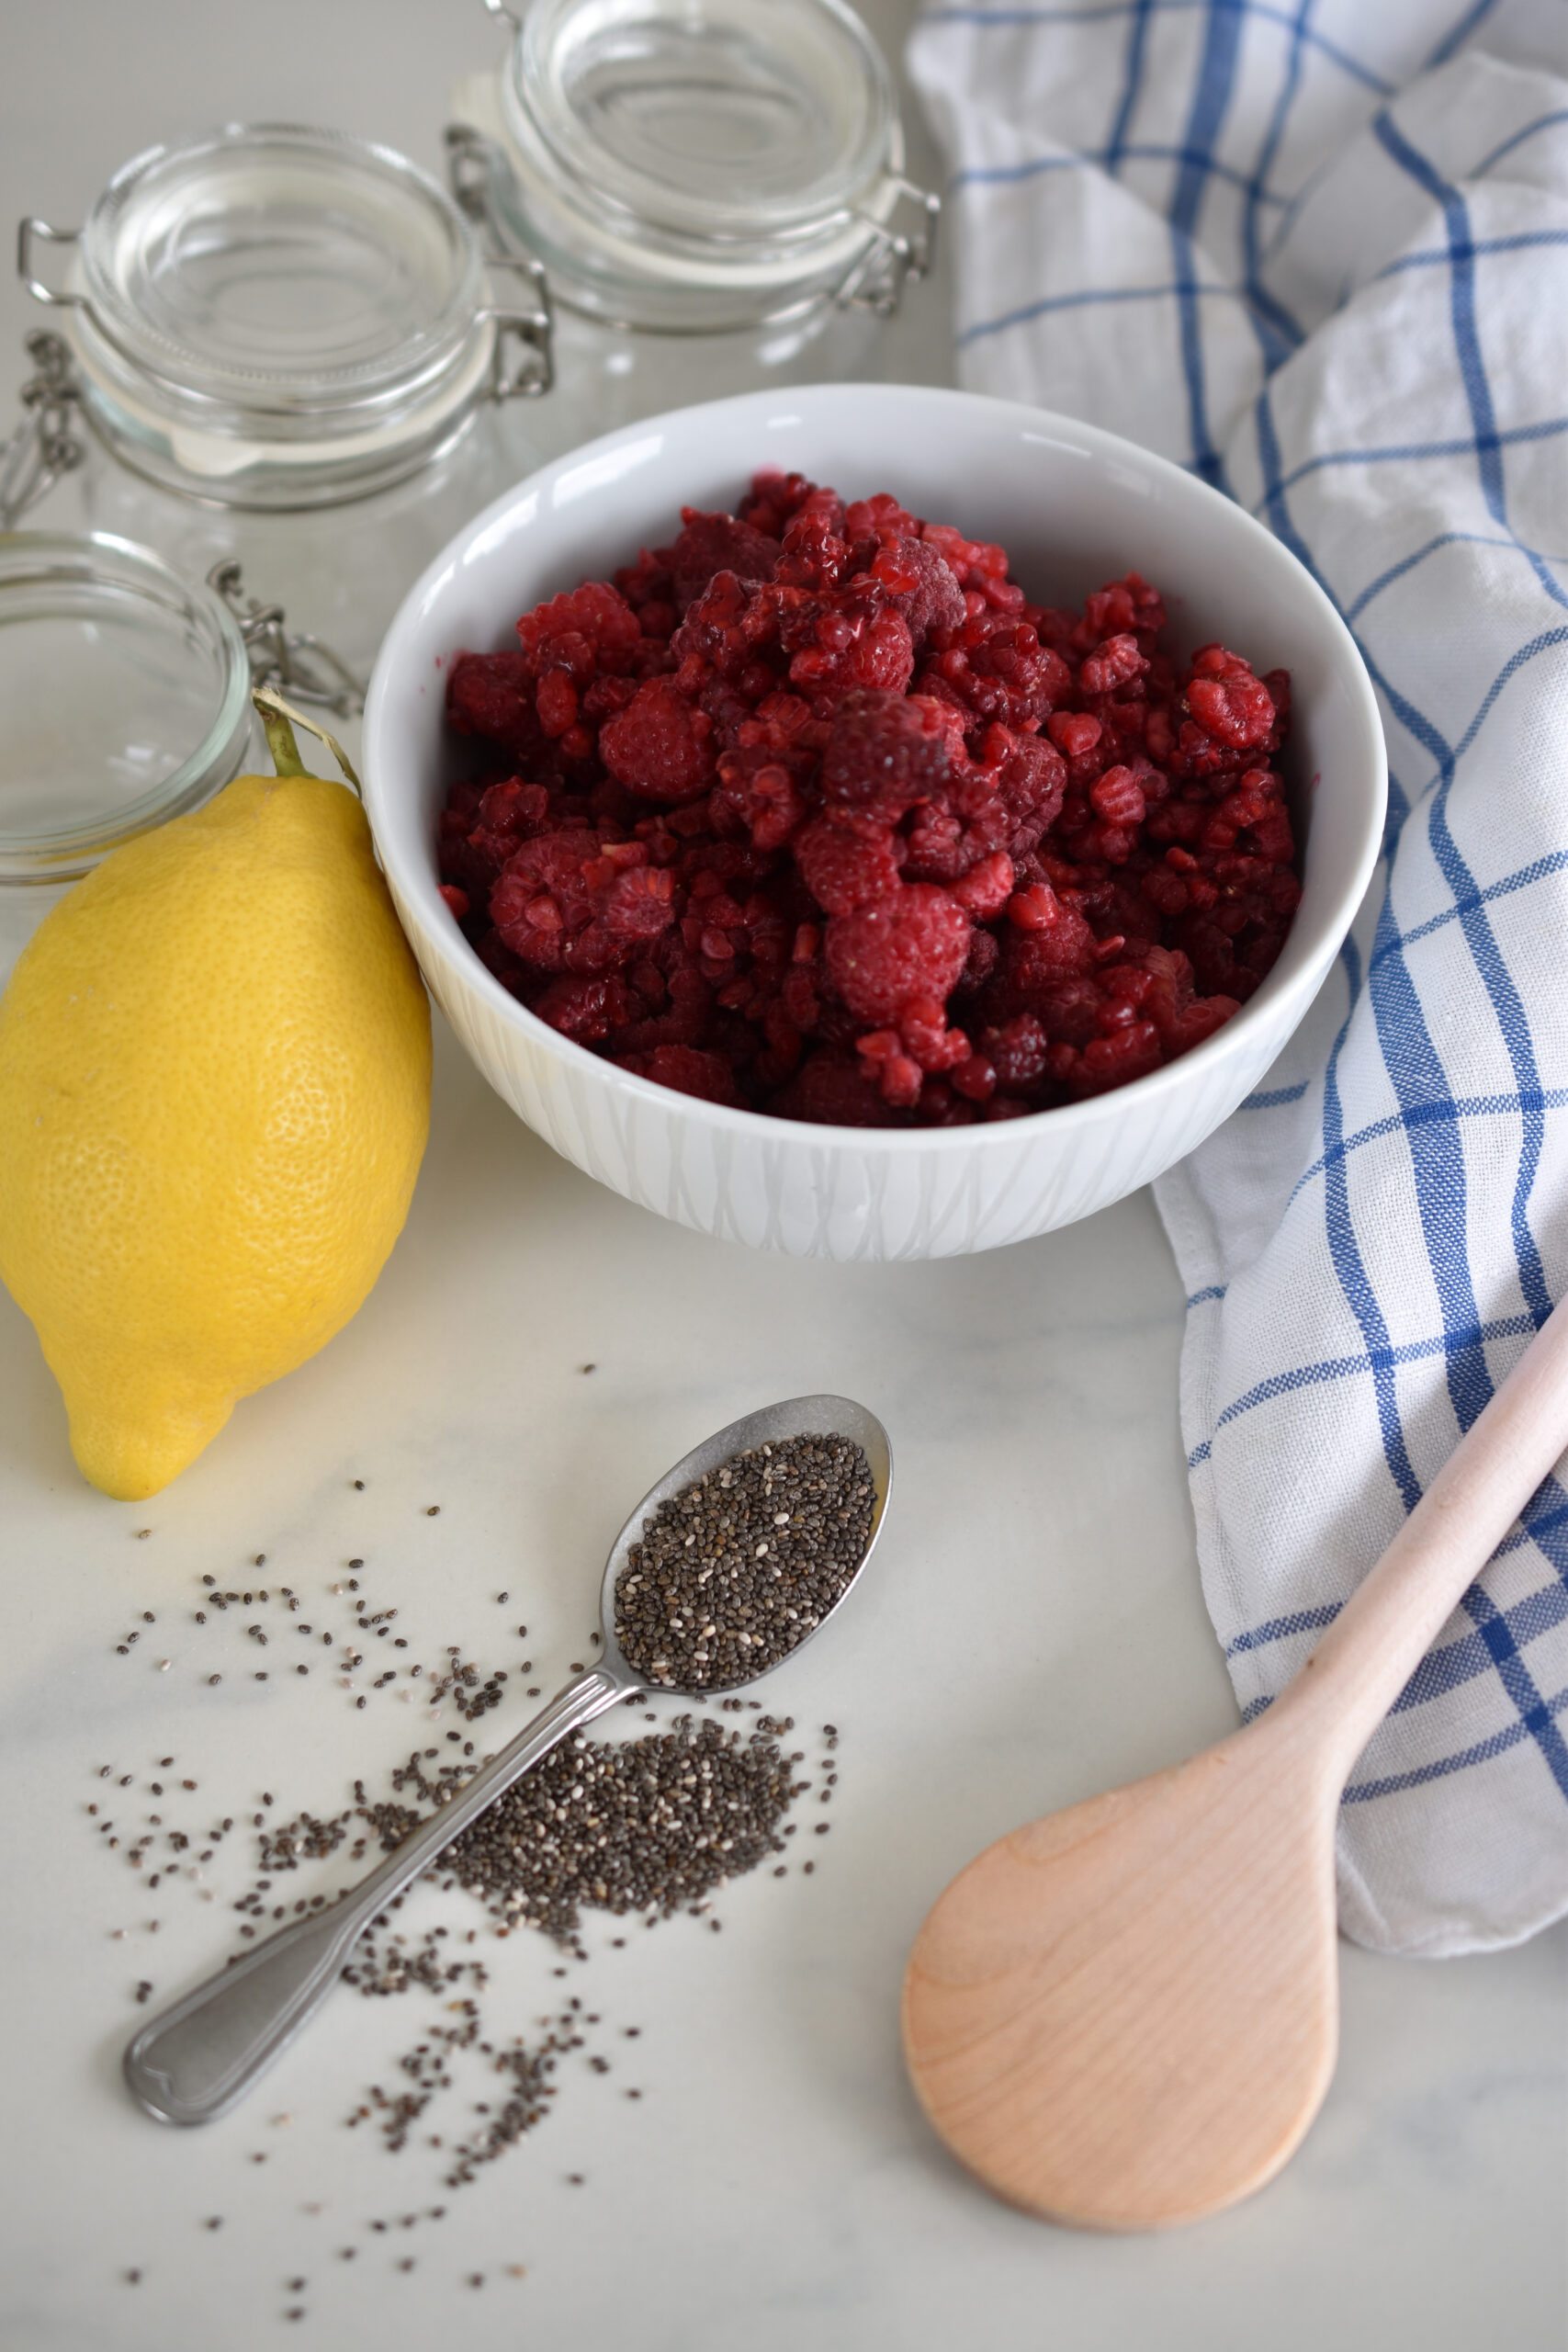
xmin=2 ymin=6 xmax=1565 ymax=2347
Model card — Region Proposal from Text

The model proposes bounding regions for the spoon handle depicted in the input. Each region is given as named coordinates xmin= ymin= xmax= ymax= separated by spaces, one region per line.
xmin=1276 ymin=1293 xmax=1568 ymax=1783
xmin=123 ymin=1667 xmax=628 ymax=2125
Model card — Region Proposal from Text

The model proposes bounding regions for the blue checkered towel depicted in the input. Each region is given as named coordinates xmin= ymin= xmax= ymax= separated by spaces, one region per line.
xmin=908 ymin=0 xmax=1568 ymax=1955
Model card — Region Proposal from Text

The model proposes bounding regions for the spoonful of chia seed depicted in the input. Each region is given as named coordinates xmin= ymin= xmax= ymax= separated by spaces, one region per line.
xmin=123 ymin=1392 xmax=892 ymax=2128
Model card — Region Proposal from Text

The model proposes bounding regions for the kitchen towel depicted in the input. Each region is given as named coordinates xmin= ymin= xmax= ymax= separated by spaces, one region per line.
xmin=908 ymin=0 xmax=1568 ymax=1955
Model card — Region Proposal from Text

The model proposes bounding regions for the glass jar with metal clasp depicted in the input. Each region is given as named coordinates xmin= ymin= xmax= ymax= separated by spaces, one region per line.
xmin=445 ymin=0 xmax=940 ymax=457
xmin=0 ymin=531 xmax=259 ymax=979
xmin=6 ymin=121 xmax=556 ymax=697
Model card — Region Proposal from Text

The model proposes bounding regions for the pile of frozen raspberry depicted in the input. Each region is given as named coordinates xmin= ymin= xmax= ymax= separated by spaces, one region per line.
xmin=436 ymin=470 xmax=1300 ymax=1126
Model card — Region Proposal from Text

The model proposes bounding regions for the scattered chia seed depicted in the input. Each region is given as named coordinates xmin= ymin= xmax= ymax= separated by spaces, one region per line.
xmin=615 ymin=1435 xmax=875 ymax=1690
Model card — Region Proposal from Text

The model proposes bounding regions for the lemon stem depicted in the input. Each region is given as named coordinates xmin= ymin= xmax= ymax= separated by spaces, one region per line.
xmin=257 ymin=697 xmax=311 ymax=779
xmin=252 ymin=686 xmax=363 ymax=797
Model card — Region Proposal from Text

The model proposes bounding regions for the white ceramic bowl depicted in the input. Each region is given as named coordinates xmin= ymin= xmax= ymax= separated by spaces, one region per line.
xmin=364 ymin=384 xmax=1384 ymax=1260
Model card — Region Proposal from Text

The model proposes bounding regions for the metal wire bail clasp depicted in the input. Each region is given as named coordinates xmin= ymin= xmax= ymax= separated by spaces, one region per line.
xmin=207 ymin=563 xmax=367 ymax=720
xmin=837 ymin=177 xmax=942 ymax=318
xmin=446 ymin=125 xmax=554 ymax=401
xmin=17 ymin=216 xmax=85 ymax=310
xmin=0 ymin=330 xmax=86 ymax=529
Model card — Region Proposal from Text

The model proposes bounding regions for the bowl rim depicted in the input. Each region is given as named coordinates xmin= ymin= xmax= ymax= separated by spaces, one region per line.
xmin=365 ymin=380 xmax=1387 ymax=1154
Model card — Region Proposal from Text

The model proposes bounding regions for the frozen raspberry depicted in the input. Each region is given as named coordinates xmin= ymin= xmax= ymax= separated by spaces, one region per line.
xmin=517 ymin=581 xmax=643 ymax=673
xmin=787 ymin=605 xmax=914 ymax=698
xmin=446 ymin=650 xmax=548 ymax=762
xmin=671 ymin=569 xmax=781 ymax=682
xmin=952 ymin=852 xmax=1015 ymax=918
xmin=1070 ymin=1022 xmax=1165 ymax=1097
xmin=739 ymin=469 xmax=820 ymax=540
xmin=824 ymin=884 xmax=971 ymax=1024
xmin=766 ymin=1050 xmax=897 ymax=1126
xmin=1079 ymin=633 xmax=1149 ymax=696
xmin=820 ymin=690 xmax=957 ymax=821
xmin=670 ymin=510 xmax=783 ymax=612
xmin=532 ymin=974 xmax=636 ymax=1044
xmin=1089 ymin=765 xmax=1147 ymax=827
xmin=991 ymin=731 xmax=1067 ymax=853
xmin=491 ymin=831 xmax=678 ymax=973
xmin=896 ymin=997 xmax=971 ymax=1073
xmin=1185 ymin=673 xmax=1276 ymax=749
xmin=1073 ymin=574 xmax=1167 ymax=650
xmin=868 ymin=537 xmax=967 ymax=652
xmin=616 ymin=1044 xmax=747 ymax=1108
xmin=981 ymin=1015 xmax=1050 ymax=1090
xmin=599 ymin=678 xmax=716 ymax=801
xmin=795 ymin=814 xmax=904 ymax=915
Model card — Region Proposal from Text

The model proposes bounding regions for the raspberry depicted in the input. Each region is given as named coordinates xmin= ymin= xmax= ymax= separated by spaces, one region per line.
xmin=820 ymin=690 xmax=957 ymax=820
xmin=992 ymin=732 xmax=1067 ymax=852
xmin=446 ymin=651 xmax=548 ymax=761
xmin=533 ymin=974 xmax=635 ymax=1043
xmin=1075 ymin=574 xmax=1167 ymax=649
xmin=517 ymin=582 xmax=643 ymax=672
xmin=981 ymin=1015 xmax=1050 ymax=1090
xmin=795 ymin=814 xmax=904 ymax=915
xmin=536 ymin=669 xmax=580 ymax=739
xmin=616 ymin=1044 xmax=747 ymax=1108
xmin=599 ymin=678 xmax=716 ymax=801
xmin=868 ymin=537 xmax=967 ymax=651
xmin=670 ymin=510 xmax=783 ymax=611
xmin=491 ymin=831 xmax=677 ymax=973
xmin=1185 ymin=665 xmax=1277 ymax=749
xmin=1079 ymin=633 xmax=1148 ymax=696
xmin=1089 ymin=765 xmax=1147 ymax=827
xmin=824 ymin=885 xmax=971 ymax=1024
xmin=787 ymin=605 xmax=914 ymax=698
xmin=766 ymin=1050 xmax=897 ymax=1126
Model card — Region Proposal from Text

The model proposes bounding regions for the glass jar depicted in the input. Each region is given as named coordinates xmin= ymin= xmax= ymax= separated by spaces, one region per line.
xmin=0 ymin=532 xmax=255 ymax=978
xmin=446 ymin=0 xmax=939 ymax=455
xmin=11 ymin=123 xmax=555 ymax=688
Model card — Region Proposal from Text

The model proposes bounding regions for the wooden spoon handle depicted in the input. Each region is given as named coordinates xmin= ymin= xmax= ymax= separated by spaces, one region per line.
xmin=1278 ymin=1293 xmax=1568 ymax=1782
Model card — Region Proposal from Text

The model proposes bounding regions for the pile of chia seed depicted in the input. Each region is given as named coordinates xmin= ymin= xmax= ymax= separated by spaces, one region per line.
xmin=615 ymin=1434 xmax=876 ymax=1690
xmin=440 ymin=1712 xmax=804 ymax=1940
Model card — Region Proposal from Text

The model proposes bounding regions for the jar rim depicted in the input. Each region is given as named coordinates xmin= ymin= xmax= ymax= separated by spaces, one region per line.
xmin=501 ymin=0 xmax=898 ymax=279
xmin=73 ymin=124 xmax=491 ymax=436
xmin=0 ymin=531 xmax=254 ymax=882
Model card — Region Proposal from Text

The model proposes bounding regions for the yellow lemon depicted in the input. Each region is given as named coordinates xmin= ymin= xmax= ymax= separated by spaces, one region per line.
xmin=0 ymin=706 xmax=431 ymax=1500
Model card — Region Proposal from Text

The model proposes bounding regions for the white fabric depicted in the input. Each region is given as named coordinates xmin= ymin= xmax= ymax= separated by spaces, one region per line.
xmin=908 ymin=0 xmax=1568 ymax=1954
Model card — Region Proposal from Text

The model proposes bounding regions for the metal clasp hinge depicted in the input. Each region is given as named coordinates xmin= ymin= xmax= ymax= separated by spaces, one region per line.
xmin=837 ymin=177 xmax=942 ymax=318
xmin=0 ymin=329 xmax=86 ymax=528
xmin=207 ymin=562 xmax=367 ymax=720
xmin=17 ymin=216 xmax=85 ymax=311
xmin=446 ymin=125 xmax=554 ymax=401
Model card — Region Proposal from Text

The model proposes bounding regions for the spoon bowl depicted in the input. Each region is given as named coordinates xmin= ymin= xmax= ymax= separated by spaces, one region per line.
xmin=123 ymin=1393 xmax=891 ymax=2126
xmin=902 ymin=1296 xmax=1568 ymax=2228
xmin=596 ymin=1391 xmax=894 ymax=1696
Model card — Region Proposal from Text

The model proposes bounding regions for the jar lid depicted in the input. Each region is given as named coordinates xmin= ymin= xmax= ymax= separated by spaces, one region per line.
xmin=0 ymin=532 xmax=254 ymax=885
xmin=491 ymin=0 xmax=903 ymax=311
xmin=78 ymin=124 xmax=488 ymax=425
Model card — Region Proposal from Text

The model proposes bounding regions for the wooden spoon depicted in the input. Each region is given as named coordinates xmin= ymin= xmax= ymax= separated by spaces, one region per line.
xmin=902 ymin=1295 xmax=1568 ymax=2231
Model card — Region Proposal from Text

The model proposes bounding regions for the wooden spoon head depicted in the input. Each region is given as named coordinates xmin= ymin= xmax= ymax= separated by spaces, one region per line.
xmin=902 ymin=1732 xmax=1342 ymax=2230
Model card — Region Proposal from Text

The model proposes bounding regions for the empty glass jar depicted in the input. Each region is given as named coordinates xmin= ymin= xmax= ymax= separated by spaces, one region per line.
xmin=446 ymin=0 xmax=939 ymax=454
xmin=12 ymin=122 xmax=556 ymax=685
xmin=0 ymin=532 xmax=256 ymax=976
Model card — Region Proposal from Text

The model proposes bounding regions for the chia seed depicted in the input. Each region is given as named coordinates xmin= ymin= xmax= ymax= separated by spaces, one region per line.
xmin=614 ymin=1435 xmax=875 ymax=1690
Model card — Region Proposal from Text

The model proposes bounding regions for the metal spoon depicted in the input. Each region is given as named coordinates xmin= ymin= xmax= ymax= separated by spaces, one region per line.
xmin=123 ymin=1394 xmax=892 ymax=2126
